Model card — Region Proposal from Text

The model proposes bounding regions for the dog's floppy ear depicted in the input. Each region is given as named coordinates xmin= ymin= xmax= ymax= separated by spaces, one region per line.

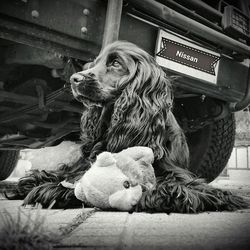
xmin=106 ymin=55 xmax=173 ymax=160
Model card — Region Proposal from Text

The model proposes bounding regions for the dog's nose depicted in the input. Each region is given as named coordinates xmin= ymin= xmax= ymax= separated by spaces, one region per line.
xmin=70 ymin=73 xmax=85 ymax=85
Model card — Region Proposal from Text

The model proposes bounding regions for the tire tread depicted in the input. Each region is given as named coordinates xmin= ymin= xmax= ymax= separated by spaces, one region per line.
xmin=0 ymin=150 xmax=20 ymax=180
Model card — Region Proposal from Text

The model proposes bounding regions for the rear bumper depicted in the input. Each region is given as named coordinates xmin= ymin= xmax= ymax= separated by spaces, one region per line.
xmin=123 ymin=0 xmax=250 ymax=109
xmin=0 ymin=0 xmax=249 ymax=109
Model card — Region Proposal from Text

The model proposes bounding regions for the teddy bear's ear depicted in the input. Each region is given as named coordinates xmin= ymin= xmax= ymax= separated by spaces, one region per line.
xmin=117 ymin=147 xmax=154 ymax=164
xmin=95 ymin=152 xmax=116 ymax=167
xmin=74 ymin=182 xmax=87 ymax=202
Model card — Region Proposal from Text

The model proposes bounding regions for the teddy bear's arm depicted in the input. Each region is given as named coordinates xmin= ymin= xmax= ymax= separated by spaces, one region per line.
xmin=60 ymin=180 xmax=76 ymax=189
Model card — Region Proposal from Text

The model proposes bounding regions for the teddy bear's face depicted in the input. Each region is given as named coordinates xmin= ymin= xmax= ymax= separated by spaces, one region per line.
xmin=75 ymin=152 xmax=144 ymax=210
xmin=84 ymin=165 xmax=142 ymax=210
xmin=74 ymin=147 xmax=156 ymax=211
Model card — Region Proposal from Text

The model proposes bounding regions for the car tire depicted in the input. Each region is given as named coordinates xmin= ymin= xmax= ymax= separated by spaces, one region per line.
xmin=186 ymin=114 xmax=235 ymax=182
xmin=0 ymin=150 xmax=20 ymax=180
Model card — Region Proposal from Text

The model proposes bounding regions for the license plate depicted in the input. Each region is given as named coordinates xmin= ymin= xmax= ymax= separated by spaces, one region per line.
xmin=155 ymin=29 xmax=220 ymax=84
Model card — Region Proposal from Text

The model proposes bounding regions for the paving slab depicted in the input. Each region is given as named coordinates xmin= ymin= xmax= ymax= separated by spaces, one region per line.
xmin=0 ymin=180 xmax=250 ymax=250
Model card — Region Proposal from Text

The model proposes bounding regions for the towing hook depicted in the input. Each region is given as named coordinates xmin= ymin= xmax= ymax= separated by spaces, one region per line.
xmin=230 ymin=62 xmax=250 ymax=112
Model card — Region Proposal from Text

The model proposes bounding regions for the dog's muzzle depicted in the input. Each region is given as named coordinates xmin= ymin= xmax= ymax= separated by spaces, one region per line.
xmin=70 ymin=73 xmax=86 ymax=86
xmin=70 ymin=72 xmax=104 ymax=104
xmin=70 ymin=73 xmax=90 ymax=102
xmin=70 ymin=72 xmax=117 ymax=104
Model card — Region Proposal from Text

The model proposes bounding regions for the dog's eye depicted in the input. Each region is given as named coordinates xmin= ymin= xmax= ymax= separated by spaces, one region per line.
xmin=111 ymin=59 xmax=121 ymax=68
xmin=123 ymin=180 xmax=130 ymax=189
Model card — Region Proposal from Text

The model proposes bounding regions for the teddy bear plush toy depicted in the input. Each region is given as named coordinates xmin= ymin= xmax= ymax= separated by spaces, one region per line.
xmin=71 ymin=146 xmax=156 ymax=211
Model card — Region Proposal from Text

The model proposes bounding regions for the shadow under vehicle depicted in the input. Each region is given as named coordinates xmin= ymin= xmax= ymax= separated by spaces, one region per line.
xmin=0 ymin=0 xmax=250 ymax=181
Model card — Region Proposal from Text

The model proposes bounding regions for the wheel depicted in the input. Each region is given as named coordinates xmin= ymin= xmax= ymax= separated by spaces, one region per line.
xmin=186 ymin=114 xmax=235 ymax=182
xmin=0 ymin=150 xmax=20 ymax=180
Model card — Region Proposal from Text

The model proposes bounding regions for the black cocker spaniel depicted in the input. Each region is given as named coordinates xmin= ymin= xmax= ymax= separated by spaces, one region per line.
xmin=9 ymin=41 xmax=247 ymax=212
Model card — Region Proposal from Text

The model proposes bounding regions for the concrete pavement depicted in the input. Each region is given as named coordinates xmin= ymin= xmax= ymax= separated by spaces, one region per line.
xmin=59 ymin=209 xmax=250 ymax=250
xmin=0 ymin=179 xmax=250 ymax=250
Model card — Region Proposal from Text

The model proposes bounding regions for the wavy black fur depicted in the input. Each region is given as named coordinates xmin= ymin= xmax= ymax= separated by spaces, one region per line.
xmin=137 ymin=166 xmax=248 ymax=213
xmin=6 ymin=158 xmax=91 ymax=208
xmin=6 ymin=41 xmax=249 ymax=212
